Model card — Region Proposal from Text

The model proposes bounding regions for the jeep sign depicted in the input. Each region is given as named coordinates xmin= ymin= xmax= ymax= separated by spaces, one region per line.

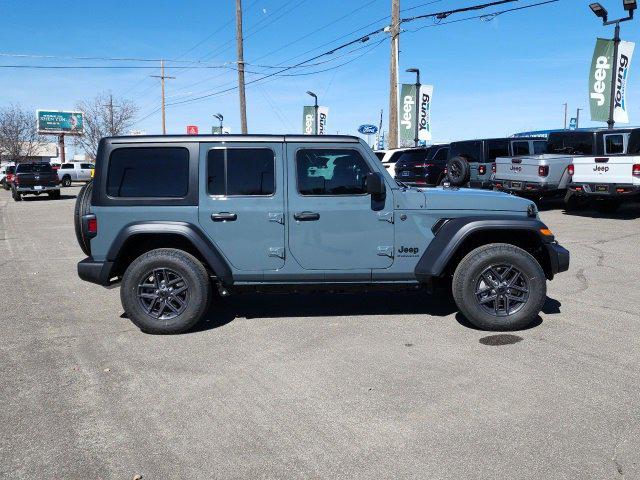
xmin=302 ymin=105 xmax=329 ymax=135
xmin=399 ymin=83 xmax=417 ymax=147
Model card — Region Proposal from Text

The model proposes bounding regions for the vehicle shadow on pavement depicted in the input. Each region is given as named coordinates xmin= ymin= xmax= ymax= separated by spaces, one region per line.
xmin=454 ymin=296 xmax=561 ymax=332
xmin=192 ymin=291 xmax=459 ymax=333
xmin=22 ymin=194 xmax=77 ymax=201
xmin=561 ymin=204 xmax=640 ymax=220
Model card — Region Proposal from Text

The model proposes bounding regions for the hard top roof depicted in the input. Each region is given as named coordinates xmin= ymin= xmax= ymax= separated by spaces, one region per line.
xmin=104 ymin=134 xmax=361 ymax=144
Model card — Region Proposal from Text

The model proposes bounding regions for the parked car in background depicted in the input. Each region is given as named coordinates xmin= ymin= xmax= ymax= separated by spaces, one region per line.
xmin=374 ymin=148 xmax=417 ymax=178
xmin=567 ymin=128 xmax=640 ymax=212
xmin=12 ymin=162 xmax=61 ymax=201
xmin=58 ymin=162 xmax=94 ymax=186
xmin=3 ymin=165 xmax=16 ymax=190
xmin=1 ymin=163 xmax=15 ymax=188
xmin=445 ymin=137 xmax=547 ymax=188
xmin=393 ymin=145 xmax=449 ymax=186
xmin=494 ymin=128 xmax=637 ymax=207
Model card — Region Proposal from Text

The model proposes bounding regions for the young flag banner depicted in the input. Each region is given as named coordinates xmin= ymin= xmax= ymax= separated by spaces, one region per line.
xmin=417 ymin=85 xmax=433 ymax=142
xmin=317 ymin=106 xmax=329 ymax=135
xmin=613 ymin=41 xmax=634 ymax=124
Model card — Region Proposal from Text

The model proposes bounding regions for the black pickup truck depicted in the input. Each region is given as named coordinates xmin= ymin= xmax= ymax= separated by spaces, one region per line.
xmin=12 ymin=162 xmax=60 ymax=201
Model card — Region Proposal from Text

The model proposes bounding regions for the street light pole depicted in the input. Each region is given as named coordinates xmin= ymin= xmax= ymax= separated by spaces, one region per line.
xmin=563 ymin=102 xmax=568 ymax=129
xmin=213 ymin=113 xmax=223 ymax=133
xmin=576 ymin=108 xmax=583 ymax=129
xmin=589 ymin=1 xmax=637 ymax=129
xmin=406 ymin=68 xmax=420 ymax=147
xmin=306 ymin=91 xmax=318 ymax=135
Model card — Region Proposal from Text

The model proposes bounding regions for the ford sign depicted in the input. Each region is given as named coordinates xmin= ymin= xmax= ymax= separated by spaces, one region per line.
xmin=358 ymin=124 xmax=378 ymax=135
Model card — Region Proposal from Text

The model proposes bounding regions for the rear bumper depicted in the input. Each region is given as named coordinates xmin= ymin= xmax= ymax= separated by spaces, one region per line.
xmin=16 ymin=185 xmax=60 ymax=193
xmin=469 ymin=179 xmax=493 ymax=189
xmin=568 ymin=182 xmax=640 ymax=197
xmin=493 ymin=180 xmax=563 ymax=197
xmin=78 ymin=257 xmax=115 ymax=286
xmin=545 ymin=242 xmax=570 ymax=278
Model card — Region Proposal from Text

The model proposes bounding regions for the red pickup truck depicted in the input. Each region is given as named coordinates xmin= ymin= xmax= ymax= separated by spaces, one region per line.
xmin=12 ymin=162 xmax=60 ymax=201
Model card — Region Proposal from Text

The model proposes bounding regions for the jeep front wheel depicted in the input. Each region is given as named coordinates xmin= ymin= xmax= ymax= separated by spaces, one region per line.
xmin=452 ymin=243 xmax=546 ymax=331
xmin=121 ymin=248 xmax=211 ymax=334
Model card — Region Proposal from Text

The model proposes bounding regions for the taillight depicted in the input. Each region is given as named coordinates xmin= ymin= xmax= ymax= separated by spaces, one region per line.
xmin=567 ymin=164 xmax=574 ymax=176
xmin=478 ymin=165 xmax=486 ymax=175
xmin=538 ymin=165 xmax=549 ymax=177
xmin=633 ymin=164 xmax=640 ymax=177
xmin=87 ymin=217 xmax=97 ymax=235
xmin=491 ymin=163 xmax=496 ymax=174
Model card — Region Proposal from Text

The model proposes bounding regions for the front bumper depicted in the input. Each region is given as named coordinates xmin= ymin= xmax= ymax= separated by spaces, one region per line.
xmin=78 ymin=257 xmax=115 ymax=286
xmin=545 ymin=242 xmax=570 ymax=278
xmin=568 ymin=182 xmax=640 ymax=197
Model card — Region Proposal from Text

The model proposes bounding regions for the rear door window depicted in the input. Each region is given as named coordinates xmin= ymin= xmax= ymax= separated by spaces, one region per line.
xmin=547 ymin=132 xmax=595 ymax=155
xmin=207 ymin=148 xmax=275 ymax=196
xmin=107 ymin=147 xmax=189 ymax=198
xmin=61 ymin=163 xmax=74 ymax=169
xmin=449 ymin=141 xmax=482 ymax=163
xmin=604 ymin=134 xmax=624 ymax=154
xmin=533 ymin=140 xmax=548 ymax=154
xmin=512 ymin=141 xmax=530 ymax=156
xmin=486 ymin=140 xmax=510 ymax=161
xmin=81 ymin=163 xmax=94 ymax=169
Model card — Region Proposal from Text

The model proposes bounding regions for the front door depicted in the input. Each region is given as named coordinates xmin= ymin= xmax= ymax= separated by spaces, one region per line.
xmin=198 ymin=142 xmax=285 ymax=271
xmin=286 ymin=144 xmax=394 ymax=270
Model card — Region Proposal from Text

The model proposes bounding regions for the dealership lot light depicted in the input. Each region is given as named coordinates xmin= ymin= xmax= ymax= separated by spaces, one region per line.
xmin=623 ymin=0 xmax=637 ymax=12
xmin=590 ymin=3 xmax=608 ymax=21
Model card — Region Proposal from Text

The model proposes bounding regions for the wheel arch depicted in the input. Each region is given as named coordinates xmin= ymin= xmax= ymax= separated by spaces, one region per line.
xmin=415 ymin=216 xmax=555 ymax=282
xmin=107 ymin=222 xmax=233 ymax=285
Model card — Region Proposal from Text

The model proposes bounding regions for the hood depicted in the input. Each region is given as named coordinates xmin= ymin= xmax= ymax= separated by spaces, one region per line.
xmin=395 ymin=186 xmax=535 ymax=214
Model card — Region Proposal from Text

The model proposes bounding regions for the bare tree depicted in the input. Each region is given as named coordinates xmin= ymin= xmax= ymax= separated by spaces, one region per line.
xmin=0 ymin=104 xmax=46 ymax=163
xmin=75 ymin=92 xmax=138 ymax=159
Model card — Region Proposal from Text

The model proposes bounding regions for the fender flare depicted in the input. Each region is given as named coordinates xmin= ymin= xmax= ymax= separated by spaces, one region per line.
xmin=107 ymin=221 xmax=233 ymax=285
xmin=414 ymin=215 xmax=552 ymax=282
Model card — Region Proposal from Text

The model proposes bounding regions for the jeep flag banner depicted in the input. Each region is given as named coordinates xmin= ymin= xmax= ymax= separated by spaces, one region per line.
xmin=399 ymin=83 xmax=417 ymax=146
xmin=302 ymin=106 xmax=329 ymax=134
xmin=417 ymin=84 xmax=433 ymax=142
xmin=589 ymin=38 xmax=635 ymax=123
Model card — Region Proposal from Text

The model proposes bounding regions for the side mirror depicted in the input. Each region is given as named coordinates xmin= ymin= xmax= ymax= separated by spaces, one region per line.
xmin=365 ymin=172 xmax=386 ymax=199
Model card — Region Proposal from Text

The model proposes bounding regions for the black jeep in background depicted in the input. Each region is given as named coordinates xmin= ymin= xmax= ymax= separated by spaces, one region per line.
xmin=393 ymin=144 xmax=449 ymax=186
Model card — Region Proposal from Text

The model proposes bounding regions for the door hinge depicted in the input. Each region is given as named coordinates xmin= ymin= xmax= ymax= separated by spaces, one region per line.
xmin=268 ymin=212 xmax=284 ymax=224
xmin=378 ymin=211 xmax=394 ymax=223
xmin=377 ymin=246 xmax=394 ymax=258
xmin=268 ymin=247 xmax=285 ymax=259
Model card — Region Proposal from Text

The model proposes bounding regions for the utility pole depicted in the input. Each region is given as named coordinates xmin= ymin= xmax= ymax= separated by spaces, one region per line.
xmin=576 ymin=108 xmax=583 ymax=129
xmin=236 ymin=0 xmax=248 ymax=134
xmin=388 ymin=0 xmax=400 ymax=149
xmin=563 ymin=102 xmax=568 ymax=130
xmin=151 ymin=60 xmax=175 ymax=135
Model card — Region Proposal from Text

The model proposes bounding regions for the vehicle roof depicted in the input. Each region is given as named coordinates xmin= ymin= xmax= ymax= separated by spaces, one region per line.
xmin=450 ymin=137 xmax=544 ymax=144
xmin=104 ymin=134 xmax=362 ymax=144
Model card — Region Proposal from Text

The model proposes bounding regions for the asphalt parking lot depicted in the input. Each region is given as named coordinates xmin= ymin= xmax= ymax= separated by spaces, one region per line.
xmin=1 ymin=185 xmax=639 ymax=480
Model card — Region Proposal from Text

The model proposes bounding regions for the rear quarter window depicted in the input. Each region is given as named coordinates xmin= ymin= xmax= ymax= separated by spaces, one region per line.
xmin=107 ymin=147 xmax=189 ymax=198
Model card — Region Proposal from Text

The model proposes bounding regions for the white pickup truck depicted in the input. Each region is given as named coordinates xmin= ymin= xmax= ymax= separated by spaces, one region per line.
xmin=567 ymin=129 xmax=640 ymax=212
xmin=57 ymin=162 xmax=94 ymax=186
xmin=494 ymin=129 xmax=636 ymax=207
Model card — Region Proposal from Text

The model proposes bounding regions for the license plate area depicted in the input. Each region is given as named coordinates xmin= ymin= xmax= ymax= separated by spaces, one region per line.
xmin=510 ymin=181 xmax=522 ymax=189
xmin=34 ymin=185 xmax=43 ymax=190
xmin=595 ymin=184 xmax=609 ymax=193
xmin=401 ymin=171 xmax=410 ymax=177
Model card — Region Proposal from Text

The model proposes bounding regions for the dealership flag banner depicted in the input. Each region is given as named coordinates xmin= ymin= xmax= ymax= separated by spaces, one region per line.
xmin=317 ymin=106 xmax=329 ymax=135
xmin=614 ymin=40 xmax=635 ymax=123
xmin=399 ymin=83 xmax=417 ymax=146
xmin=590 ymin=38 xmax=635 ymax=123
xmin=302 ymin=106 xmax=316 ymax=134
xmin=417 ymin=85 xmax=433 ymax=142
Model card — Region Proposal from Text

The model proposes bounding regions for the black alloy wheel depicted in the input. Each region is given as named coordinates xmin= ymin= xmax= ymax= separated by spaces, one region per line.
xmin=474 ymin=264 xmax=530 ymax=317
xmin=137 ymin=268 xmax=189 ymax=320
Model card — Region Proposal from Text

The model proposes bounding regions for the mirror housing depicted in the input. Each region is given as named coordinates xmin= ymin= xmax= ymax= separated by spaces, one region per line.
xmin=365 ymin=172 xmax=386 ymax=199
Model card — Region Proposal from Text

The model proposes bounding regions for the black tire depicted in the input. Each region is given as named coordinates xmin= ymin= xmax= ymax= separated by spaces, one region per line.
xmin=593 ymin=199 xmax=621 ymax=214
xmin=452 ymin=243 xmax=546 ymax=331
xmin=74 ymin=180 xmax=93 ymax=256
xmin=49 ymin=189 xmax=61 ymax=200
xmin=12 ymin=187 xmax=21 ymax=202
xmin=120 ymin=248 xmax=211 ymax=334
xmin=564 ymin=190 xmax=583 ymax=212
xmin=3 ymin=183 xmax=10 ymax=191
xmin=446 ymin=156 xmax=471 ymax=187
xmin=62 ymin=176 xmax=72 ymax=187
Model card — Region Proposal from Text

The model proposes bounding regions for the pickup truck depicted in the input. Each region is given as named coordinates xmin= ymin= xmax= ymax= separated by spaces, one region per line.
xmin=1 ymin=164 xmax=15 ymax=190
xmin=445 ymin=137 xmax=547 ymax=189
xmin=567 ymin=129 xmax=640 ymax=212
xmin=58 ymin=162 xmax=94 ymax=186
xmin=76 ymin=134 xmax=569 ymax=334
xmin=12 ymin=162 xmax=61 ymax=201
xmin=493 ymin=129 xmax=636 ymax=206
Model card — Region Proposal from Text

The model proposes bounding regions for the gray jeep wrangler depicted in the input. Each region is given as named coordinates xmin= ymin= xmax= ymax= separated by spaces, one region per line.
xmin=76 ymin=135 xmax=569 ymax=334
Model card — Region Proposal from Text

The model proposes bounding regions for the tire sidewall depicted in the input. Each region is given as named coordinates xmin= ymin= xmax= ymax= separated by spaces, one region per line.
xmin=453 ymin=244 xmax=546 ymax=331
xmin=446 ymin=156 xmax=471 ymax=186
xmin=121 ymin=249 xmax=211 ymax=334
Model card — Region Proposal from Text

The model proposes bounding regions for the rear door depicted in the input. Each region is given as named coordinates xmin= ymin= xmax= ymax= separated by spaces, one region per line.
xmin=80 ymin=163 xmax=94 ymax=180
xmin=198 ymin=142 xmax=285 ymax=271
xmin=286 ymin=143 xmax=394 ymax=271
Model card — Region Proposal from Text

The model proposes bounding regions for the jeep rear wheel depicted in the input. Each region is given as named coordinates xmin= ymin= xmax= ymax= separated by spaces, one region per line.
xmin=121 ymin=248 xmax=211 ymax=334
xmin=452 ymin=243 xmax=546 ymax=331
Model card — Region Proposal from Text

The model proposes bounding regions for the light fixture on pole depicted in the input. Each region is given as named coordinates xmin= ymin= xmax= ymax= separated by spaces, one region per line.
xmin=306 ymin=91 xmax=318 ymax=134
xmin=588 ymin=0 xmax=637 ymax=129
xmin=406 ymin=68 xmax=421 ymax=147
xmin=213 ymin=113 xmax=223 ymax=133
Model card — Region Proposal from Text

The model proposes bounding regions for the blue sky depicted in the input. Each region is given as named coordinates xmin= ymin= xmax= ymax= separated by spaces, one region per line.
xmin=0 ymin=0 xmax=638 ymax=148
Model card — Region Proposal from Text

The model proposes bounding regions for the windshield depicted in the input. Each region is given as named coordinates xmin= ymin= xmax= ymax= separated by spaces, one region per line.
xmin=547 ymin=132 xmax=594 ymax=155
xmin=16 ymin=163 xmax=53 ymax=174
xmin=374 ymin=152 xmax=385 ymax=161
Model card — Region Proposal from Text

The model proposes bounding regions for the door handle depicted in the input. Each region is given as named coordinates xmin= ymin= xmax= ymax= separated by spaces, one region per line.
xmin=294 ymin=211 xmax=320 ymax=221
xmin=211 ymin=212 xmax=237 ymax=222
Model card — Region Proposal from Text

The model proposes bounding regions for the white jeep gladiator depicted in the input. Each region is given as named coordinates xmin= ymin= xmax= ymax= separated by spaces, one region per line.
xmin=567 ymin=129 xmax=640 ymax=212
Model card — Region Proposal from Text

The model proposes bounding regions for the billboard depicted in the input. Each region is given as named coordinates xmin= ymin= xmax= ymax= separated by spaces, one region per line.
xmin=37 ymin=110 xmax=84 ymax=135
